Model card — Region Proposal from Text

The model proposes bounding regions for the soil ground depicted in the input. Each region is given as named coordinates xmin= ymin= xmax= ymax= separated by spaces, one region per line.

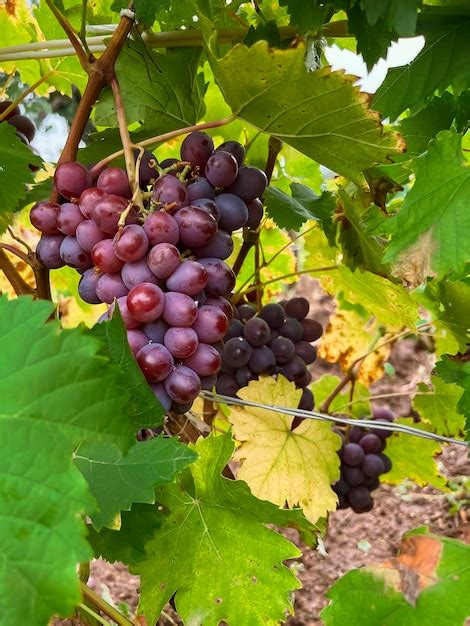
xmin=55 ymin=277 xmax=470 ymax=625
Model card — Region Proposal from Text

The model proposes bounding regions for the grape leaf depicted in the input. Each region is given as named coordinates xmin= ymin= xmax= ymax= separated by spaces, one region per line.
xmin=264 ymin=184 xmax=335 ymax=231
xmin=346 ymin=2 xmax=397 ymax=71
xmin=413 ymin=376 xmax=466 ymax=437
xmin=373 ymin=21 xmax=470 ymax=121
xmin=279 ymin=0 xmax=327 ymax=31
xmin=361 ymin=0 xmax=420 ymax=35
xmin=94 ymin=39 xmax=207 ymax=132
xmin=91 ymin=310 xmax=163 ymax=429
xmin=228 ymin=376 xmax=341 ymax=523
xmin=311 ymin=374 xmax=370 ymax=419
xmin=0 ymin=296 xmax=141 ymax=624
xmin=384 ymin=131 xmax=470 ymax=279
xmin=133 ymin=0 xmax=171 ymax=26
xmin=207 ymin=41 xmax=404 ymax=177
xmin=75 ymin=436 xmax=197 ymax=530
xmin=322 ymin=530 xmax=470 ymax=626
xmin=133 ymin=433 xmax=311 ymax=626
xmin=0 ymin=124 xmax=42 ymax=231
xmin=384 ymin=419 xmax=447 ymax=490
xmin=435 ymin=357 xmax=470 ymax=437
xmin=455 ymin=89 xmax=470 ymax=133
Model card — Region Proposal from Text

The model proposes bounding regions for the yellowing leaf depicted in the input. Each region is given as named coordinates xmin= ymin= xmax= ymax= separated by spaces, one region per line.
xmin=228 ymin=376 xmax=341 ymax=523
xmin=318 ymin=309 xmax=391 ymax=385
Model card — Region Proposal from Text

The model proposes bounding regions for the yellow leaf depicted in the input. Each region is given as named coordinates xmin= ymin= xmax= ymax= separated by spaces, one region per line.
xmin=228 ymin=376 xmax=341 ymax=523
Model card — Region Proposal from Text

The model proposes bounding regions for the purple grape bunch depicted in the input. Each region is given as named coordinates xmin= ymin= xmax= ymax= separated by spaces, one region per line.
xmin=333 ymin=407 xmax=394 ymax=513
xmin=215 ymin=297 xmax=323 ymax=411
xmin=30 ymin=131 xmax=268 ymax=413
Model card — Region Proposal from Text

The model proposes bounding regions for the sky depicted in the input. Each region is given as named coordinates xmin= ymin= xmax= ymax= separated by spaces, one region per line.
xmin=31 ymin=37 xmax=424 ymax=162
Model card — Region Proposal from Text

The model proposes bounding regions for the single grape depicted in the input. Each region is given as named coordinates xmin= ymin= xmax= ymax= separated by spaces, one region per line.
xmin=183 ymin=343 xmax=221 ymax=376
xmin=363 ymin=476 xmax=380 ymax=492
xmin=127 ymin=283 xmax=165 ymax=323
xmin=200 ymin=374 xmax=217 ymax=391
xmin=222 ymin=337 xmax=252 ymax=368
xmin=166 ymin=260 xmax=208 ymax=296
xmin=279 ymin=317 xmax=304 ymax=343
xmin=198 ymin=258 xmax=235 ymax=297
xmin=159 ymin=157 xmax=179 ymax=170
xmin=60 ymin=236 xmax=91 ymax=270
xmin=142 ymin=319 xmax=169 ymax=343
xmin=164 ymin=364 xmax=201 ymax=403
xmin=171 ymin=401 xmax=194 ymax=414
xmin=163 ymin=292 xmax=198 ymax=327
xmin=137 ymin=343 xmax=174 ymax=383
xmin=371 ymin=407 xmax=394 ymax=439
xmin=214 ymin=193 xmax=248 ymax=232
xmin=220 ymin=360 xmax=236 ymax=374
xmin=343 ymin=466 xmax=364 ymax=486
xmin=113 ymin=296 xmax=140 ymax=330
xmin=269 ymin=329 xmax=280 ymax=343
xmin=271 ymin=337 xmax=296 ymax=364
xmin=285 ymin=297 xmax=309 ymax=321
xmin=192 ymin=305 xmax=228 ymax=343
xmin=143 ymin=210 xmax=179 ymax=246
xmin=187 ymin=177 xmax=215 ymax=202
xmin=215 ymin=373 xmax=239 ymax=397
xmin=347 ymin=486 xmax=372 ymax=509
xmin=295 ymin=341 xmax=317 ymax=364
xmin=113 ymin=224 xmax=149 ymax=262
xmin=193 ymin=229 xmax=233 ymax=260
xmin=205 ymin=150 xmax=238 ymax=187
xmin=299 ymin=388 xmax=314 ymax=411
xmin=246 ymin=198 xmax=263 ymax=229
xmin=92 ymin=238 xmax=124 ymax=273
xmin=333 ymin=476 xmax=349 ymax=497
xmin=78 ymin=268 xmax=102 ymax=304
xmin=147 ymin=242 xmax=181 ymax=280
xmin=150 ymin=382 xmax=171 ymax=412
xmin=249 ymin=346 xmax=276 ymax=374
xmin=134 ymin=148 xmax=158 ymax=187
xmin=361 ymin=454 xmax=385 ymax=477
xmin=237 ymin=303 xmax=257 ymax=322
xmin=226 ymin=165 xmax=267 ymax=202
xmin=78 ymin=187 xmax=106 ymax=218
xmin=204 ymin=296 xmax=233 ymax=322
xmin=56 ymin=202 xmax=85 ymax=236
xmin=54 ymin=162 xmax=92 ymax=200
xmin=152 ymin=174 xmax=189 ymax=212
xmin=36 ymin=235 xmax=65 ymax=269
xmin=296 ymin=369 xmax=313 ymax=388
xmin=341 ymin=443 xmax=365 ymax=466
xmin=164 ymin=327 xmax=199 ymax=359
xmin=243 ymin=317 xmax=270 ymax=347
xmin=0 ymin=100 xmax=20 ymax=119
xmin=96 ymin=273 xmax=128 ymax=303
xmin=174 ymin=206 xmax=217 ymax=247
xmin=127 ymin=329 xmax=149 ymax=356
xmin=76 ymin=219 xmax=106 ymax=252
xmin=259 ymin=303 xmax=285 ymax=329
xmin=359 ymin=433 xmax=382 ymax=454
xmin=180 ymin=131 xmax=214 ymax=169
xmin=225 ymin=318 xmax=244 ymax=340
xmin=301 ymin=318 xmax=323 ymax=342
xmin=379 ymin=454 xmax=392 ymax=473
xmin=30 ymin=202 xmax=60 ymax=235
xmin=92 ymin=195 xmax=133 ymax=235
xmin=280 ymin=355 xmax=307 ymax=382
xmin=97 ymin=167 xmax=131 ymax=198
xmin=8 ymin=114 xmax=35 ymax=141
xmin=349 ymin=426 xmax=366 ymax=444
xmin=191 ymin=198 xmax=220 ymax=221
xmin=121 ymin=259 xmax=159 ymax=290
xmin=215 ymin=140 xmax=245 ymax=166
xmin=235 ymin=366 xmax=257 ymax=387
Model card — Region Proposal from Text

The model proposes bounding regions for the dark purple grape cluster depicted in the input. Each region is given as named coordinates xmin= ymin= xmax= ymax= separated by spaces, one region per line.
xmin=30 ymin=131 xmax=269 ymax=414
xmin=0 ymin=99 xmax=36 ymax=145
xmin=216 ymin=297 xmax=323 ymax=410
xmin=333 ymin=408 xmax=394 ymax=513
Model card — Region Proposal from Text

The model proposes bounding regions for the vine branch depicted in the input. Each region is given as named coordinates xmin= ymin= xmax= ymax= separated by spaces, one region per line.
xmin=0 ymin=248 xmax=34 ymax=296
xmin=44 ymin=0 xmax=91 ymax=72
xmin=80 ymin=582 xmax=133 ymax=626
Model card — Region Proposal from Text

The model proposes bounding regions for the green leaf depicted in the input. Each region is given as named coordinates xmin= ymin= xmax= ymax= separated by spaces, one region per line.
xmin=207 ymin=41 xmax=404 ymax=177
xmin=361 ymin=0 xmax=420 ymax=35
xmin=384 ymin=419 xmax=447 ymax=490
xmin=0 ymin=295 xmax=140 ymax=624
xmin=436 ymin=357 xmax=470 ymax=437
xmin=373 ymin=21 xmax=470 ymax=121
xmin=413 ymin=376 xmax=466 ymax=437
xmin=264 ymin=183 xmax=335 ymax=231
xmin=397 ymin=92 xmax=456 ymax=156
xmin=279 ymin=0 xmax=327 ymax=31
xmin=133 ymin=433 xmax=311 ymax=626
xmin=322 ymin=531 xmax=470 ymax=626
xmin=384 ymin=131 xmax=470 ymax=279
xmin=455 ymin=89 xmax=470 ymax=133
xmin=133 ymin=0 xmax=171 ymax=26
xmin=91 ymin=310 xmax=164 ymax=429
xmin=0 ymin=124 xmax=42 ymax=232
xmin=310 ymin=374 xmax=371 ymax=419
xmin=94 ymin=40 xmax=207 ymax=132
xmin=347 ymin=2 xmax=397 ymax=71
xmin=75 ymin=436 xmax=197 ymax=530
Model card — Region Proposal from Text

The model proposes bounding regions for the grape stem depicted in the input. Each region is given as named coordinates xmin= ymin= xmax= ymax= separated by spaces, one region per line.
xmin=80 ymin=582 xmax=133 ymax=626
xmin=44 ymin=0 xmax=91 ymax=72
xmin=0 ymin=71 xmax=56 ymax=122
xmin=78 ymin=603 xmax=112 ymax=626
xmin=0 ymin=242 xmax=31 ymax=265
xmin=0 ymin=248 xmax=34 ymax=296
xmin=88 ymin=115 xmax=236 ymax=177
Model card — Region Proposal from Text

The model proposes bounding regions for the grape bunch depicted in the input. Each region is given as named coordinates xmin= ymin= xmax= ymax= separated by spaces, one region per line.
xmin=333 ymin=408 xmax=394 ymax=513
xmin=30 ymin=131 xmax=268 ymax=414
xmin=216 ymin=296 xmax=323 ymax=410
xmin=0 ymin=99 xmax=36 ymax=146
